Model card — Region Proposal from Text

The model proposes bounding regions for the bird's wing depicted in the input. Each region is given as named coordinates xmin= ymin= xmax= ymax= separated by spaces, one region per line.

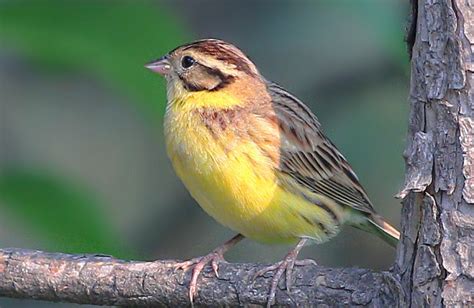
xmin=267 ymin=82 xmax=375 ymax=214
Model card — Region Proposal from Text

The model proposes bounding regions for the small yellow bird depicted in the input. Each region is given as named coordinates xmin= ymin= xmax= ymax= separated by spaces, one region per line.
xmin=146 ymin=39 xmax=399 ymax=306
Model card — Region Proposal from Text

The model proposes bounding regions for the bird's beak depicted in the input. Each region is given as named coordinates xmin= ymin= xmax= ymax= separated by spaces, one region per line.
xmin=145 ymin=56 xmax=171 ymax=76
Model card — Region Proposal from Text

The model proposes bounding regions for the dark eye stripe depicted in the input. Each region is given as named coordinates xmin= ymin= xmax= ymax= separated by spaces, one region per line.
xmin=178 ymin=64 xmax=236 ymax=92
xmin=202 ymin=66 xmax=235 ymax=91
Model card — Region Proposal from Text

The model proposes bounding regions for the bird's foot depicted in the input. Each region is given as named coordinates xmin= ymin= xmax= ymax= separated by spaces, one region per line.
xmin=174 ymin=249 xmax=227 ymax=304
xmin=254 ymin=257 xmax=317 ymax=307
xmin=174 ymin=234 xmax=243 ymax=305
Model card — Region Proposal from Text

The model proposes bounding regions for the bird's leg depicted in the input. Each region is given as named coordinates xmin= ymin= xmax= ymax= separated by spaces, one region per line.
xmin=254 ymin=238 xmax=316 ymax=307
xmin=174 ymin=233 xmax=244 ymax=304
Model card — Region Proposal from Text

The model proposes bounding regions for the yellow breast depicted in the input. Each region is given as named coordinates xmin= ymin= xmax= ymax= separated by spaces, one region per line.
xmin=164 ymin=95 xmax=339 ymax=244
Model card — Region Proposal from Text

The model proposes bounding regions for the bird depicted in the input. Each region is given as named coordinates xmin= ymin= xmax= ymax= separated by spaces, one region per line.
xmin=145 ymin=38 xmax=400 ymax=307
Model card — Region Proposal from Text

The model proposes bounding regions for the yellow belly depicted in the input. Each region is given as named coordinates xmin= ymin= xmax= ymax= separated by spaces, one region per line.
xmin=164 ymin=109 xmax=339 ymax=244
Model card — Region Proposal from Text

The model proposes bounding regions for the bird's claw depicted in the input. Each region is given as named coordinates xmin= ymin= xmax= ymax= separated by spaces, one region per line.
xmin=254 ymin=258 xmax=317 ymax=307
xmin=174 ymin=251 xmax=227 ymax=304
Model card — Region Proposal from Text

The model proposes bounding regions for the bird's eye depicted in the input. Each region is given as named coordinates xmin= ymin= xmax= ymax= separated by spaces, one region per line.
xmin=181 ymin=56 xmax=196 ymax=69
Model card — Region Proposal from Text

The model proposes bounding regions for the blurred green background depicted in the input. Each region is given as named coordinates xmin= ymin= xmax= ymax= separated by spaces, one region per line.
xmin=0 ymin=0 xmax=409 ymax=306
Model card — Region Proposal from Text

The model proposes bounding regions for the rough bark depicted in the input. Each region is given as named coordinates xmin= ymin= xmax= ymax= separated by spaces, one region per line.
xmin=395 ymin=0 xmax=474 ymax=306
xmin=0 ymin=248 xmax=400 ymax=307
xmin=0 ymin=0 xmax=473 ymax=307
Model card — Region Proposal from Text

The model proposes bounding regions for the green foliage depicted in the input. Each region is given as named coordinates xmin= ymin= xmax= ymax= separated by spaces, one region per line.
xmin=0 ymin=169 xmax=128 ymax=256
xmin=0 ymin=0 xmax=187 ymax=117
xmin=0 ymin=0 xmax=187 ymax=256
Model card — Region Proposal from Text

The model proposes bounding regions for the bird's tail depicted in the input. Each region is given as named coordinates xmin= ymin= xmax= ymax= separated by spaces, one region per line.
xmin=354 ymin=214 xmax=400 ymax=248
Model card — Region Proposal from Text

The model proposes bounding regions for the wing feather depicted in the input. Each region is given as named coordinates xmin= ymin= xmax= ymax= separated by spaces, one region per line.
xmin=267 ymin=82 xmax=375 ymax=214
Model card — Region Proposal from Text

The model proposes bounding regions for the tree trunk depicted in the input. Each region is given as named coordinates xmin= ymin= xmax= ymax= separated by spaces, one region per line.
xmin=396 ymin=0 xmax=474 ymax=306
xmin=0 ymin=0 xmax=473 ymax=306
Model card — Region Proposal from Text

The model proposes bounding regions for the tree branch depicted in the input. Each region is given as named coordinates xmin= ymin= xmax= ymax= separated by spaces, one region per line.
xmin=0 ymin=248 xmax=401 ymax=306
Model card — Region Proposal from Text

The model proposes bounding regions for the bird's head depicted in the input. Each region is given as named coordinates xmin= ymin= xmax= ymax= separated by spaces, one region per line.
xmin=146 ymin=39 xmax=266 ymax=108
